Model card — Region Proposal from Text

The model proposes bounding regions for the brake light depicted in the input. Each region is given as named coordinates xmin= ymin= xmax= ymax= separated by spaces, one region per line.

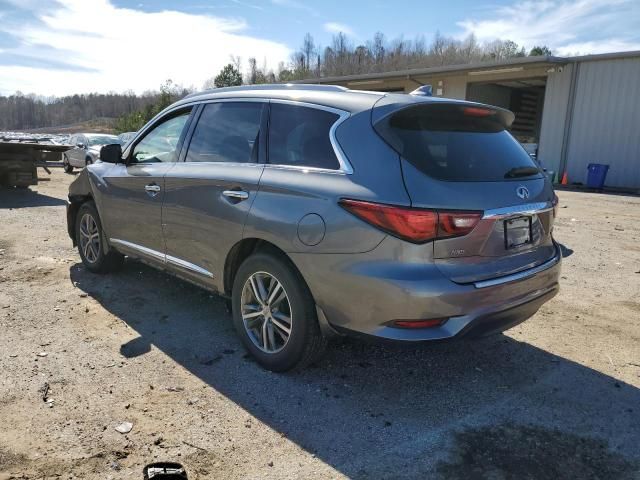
xmin=339 ymin=199 xmax=482 ymax=243
xmin=463 ymin=107 xmax=496 ymax=117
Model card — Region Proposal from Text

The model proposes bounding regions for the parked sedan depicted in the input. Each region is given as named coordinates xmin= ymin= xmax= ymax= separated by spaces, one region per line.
xmin=63 ymin=133 xmax=119 ymax=173
xmin=66 ymin=85 xmax=561 ymax=371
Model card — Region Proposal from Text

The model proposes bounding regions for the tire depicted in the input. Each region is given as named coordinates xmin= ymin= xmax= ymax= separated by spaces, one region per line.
xmin=232 ymin=251 xmax=327 ymax=372
xmin=75 ymin=201 xmax=124 ymax=273
xmin=63 ymin=154 xmax=74 ymax=173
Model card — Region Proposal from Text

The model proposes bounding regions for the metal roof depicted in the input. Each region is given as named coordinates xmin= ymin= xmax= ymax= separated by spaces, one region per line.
xmin=294 ymin=50 xmax=640 ymax=85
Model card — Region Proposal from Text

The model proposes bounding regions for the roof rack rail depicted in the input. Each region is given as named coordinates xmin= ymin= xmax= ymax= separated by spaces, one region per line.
xmin=185 ymin=83 xmax=348 ymax=98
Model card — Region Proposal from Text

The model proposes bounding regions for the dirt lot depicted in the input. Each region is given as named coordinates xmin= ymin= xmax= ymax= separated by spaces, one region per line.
xmin=1 ymin=169 xmax=639 ymax=479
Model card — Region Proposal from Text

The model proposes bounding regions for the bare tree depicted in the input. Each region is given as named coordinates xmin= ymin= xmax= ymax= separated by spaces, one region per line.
xmin=302 ymin=33 xmax=316 ymax=72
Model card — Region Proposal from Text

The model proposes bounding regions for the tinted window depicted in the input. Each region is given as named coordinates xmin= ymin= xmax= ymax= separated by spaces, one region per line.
xmin=375 ymin=104 xmax=541 ymax=182
xmin=185 ymin=102 xmax=263 ymax=163
xmin=268 ymin=104 xmax=340 ymax=170
xmin=132 ymin=110 xmax=191 ymax=163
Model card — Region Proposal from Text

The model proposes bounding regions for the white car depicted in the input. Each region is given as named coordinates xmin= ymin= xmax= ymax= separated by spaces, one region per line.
xmin=63 ymin=133 xmax=119 ymax=173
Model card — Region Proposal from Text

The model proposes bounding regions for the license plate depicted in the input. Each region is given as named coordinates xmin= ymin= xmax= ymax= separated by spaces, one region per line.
xmin=504 ymin=216 xmax=532 ymax=249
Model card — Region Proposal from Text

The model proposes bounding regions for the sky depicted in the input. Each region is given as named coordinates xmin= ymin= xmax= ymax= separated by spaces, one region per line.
xmin=0 ymin=0 xmax=639 ymax=96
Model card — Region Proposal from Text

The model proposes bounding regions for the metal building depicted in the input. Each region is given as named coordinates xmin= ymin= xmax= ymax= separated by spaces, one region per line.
xmin=300 ymin=51 xmax=640 ymax=191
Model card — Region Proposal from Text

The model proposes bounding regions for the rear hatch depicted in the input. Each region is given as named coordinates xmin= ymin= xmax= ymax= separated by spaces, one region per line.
xmin=373 ymin=99 xmax=557 ymax=284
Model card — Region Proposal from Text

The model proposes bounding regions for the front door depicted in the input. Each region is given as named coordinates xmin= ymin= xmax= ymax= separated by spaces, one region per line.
xmin=162 ymin=101 xmax=266 ymax=289
xmin=96 ymin=108 xmax=194 ymax=264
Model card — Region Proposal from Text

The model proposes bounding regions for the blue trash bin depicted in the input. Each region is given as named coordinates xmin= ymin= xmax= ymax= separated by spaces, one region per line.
xmin=586 ymin=163 xmax=609 ymax=189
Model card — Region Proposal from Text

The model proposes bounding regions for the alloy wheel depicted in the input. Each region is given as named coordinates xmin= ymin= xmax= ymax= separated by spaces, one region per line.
xmin=79 ymin=213 xmax=101 ymax=263
xmin=241 ymin=271 xmax=292 ymax=353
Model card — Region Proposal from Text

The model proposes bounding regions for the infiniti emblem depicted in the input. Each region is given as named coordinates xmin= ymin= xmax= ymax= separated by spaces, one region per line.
xmin=516 ymin=185 xmax=530 ymax=200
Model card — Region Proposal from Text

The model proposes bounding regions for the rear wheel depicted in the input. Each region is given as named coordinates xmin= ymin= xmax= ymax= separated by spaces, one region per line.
xmin=232 ymin=252 xmax=326 ymax=372
xmin=75 ymin=202 xmax=124 ymax=273
xmin=63 ymin=154 xmax=74 ymax=173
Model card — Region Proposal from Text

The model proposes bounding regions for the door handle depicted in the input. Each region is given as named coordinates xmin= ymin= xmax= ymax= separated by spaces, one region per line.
xmin=222 ymin=190 xmax=249 ymax=201
xmin=145 ymin=183 xmax=161 ymax=197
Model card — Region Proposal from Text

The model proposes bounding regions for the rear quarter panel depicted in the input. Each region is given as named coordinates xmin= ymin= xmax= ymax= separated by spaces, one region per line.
xmin=243 ymin=110 xmax=412 ymax=255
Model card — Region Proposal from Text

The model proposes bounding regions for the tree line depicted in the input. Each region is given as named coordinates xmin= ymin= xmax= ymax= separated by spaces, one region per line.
xmin=0 ymin=30 xmax=551 ymax=131
xmin=208 ymin=32 xmax=552 ymax=87
xmin=0 ymin=91 xmax=161 ymax=131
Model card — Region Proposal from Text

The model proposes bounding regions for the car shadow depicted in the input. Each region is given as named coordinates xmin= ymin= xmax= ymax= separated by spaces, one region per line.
xmin=69 ymin=261 xmax=640 ymax=478
xmin=0 ymin=186 xmax=67 ymax=208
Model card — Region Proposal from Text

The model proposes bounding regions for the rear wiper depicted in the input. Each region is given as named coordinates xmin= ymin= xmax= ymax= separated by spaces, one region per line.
xmin=504 ymin=166 xmax=540 ymax=178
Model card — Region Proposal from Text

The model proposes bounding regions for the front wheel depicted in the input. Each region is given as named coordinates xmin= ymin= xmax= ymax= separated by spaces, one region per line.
xmin=63 ymin=154 xmax=74 ymax=173
xmin=75 ymin=202 xmax=124 ymax=273
xmin=232 ymin=252 xmax=326 ymax=372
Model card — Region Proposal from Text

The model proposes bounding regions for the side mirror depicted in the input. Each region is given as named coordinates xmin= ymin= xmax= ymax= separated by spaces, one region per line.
xmin=100 ymin=143 xmax=123 ymax=164
xmin=76 ymin=143 xmax=86 ymax=149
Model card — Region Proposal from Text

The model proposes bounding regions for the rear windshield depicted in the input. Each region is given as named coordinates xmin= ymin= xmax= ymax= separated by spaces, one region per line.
xmin=374 ymin=103 xmax=541 ymax=182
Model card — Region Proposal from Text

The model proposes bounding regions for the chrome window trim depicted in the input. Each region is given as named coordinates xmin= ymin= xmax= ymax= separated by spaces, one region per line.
xmin=122 ymin=101 xmax=201 ymax=159
xmin=109 ymin=238 xmax=213 ymax=278
xmin=482 ymin=202 xmax=553 ymax=219
xmin=268 ymin=99 xmax=353 ymax=175
xmin=473 ymin=248 xmax=561 ymax=289
xmin=191 ymin=97 xmax=354 ymax=175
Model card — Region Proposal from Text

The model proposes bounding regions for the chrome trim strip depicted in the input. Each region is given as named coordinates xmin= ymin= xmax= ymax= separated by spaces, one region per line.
xmin=194 ymin=97 xmax=353 ymax=174
xmin=473 ymin=250 xmax=561 ymax=289
xmin=133 ymin=97 xmax=354 ymax=175
xmin=109 ymin=238 xmax=213 ymax=278
xmin=482 ymin=202 xmax=553 ymax=219
xmin=166 ymin=254 xmax=214 ymax=278
xmin=110 ymin=238 xmax=165 ymax=262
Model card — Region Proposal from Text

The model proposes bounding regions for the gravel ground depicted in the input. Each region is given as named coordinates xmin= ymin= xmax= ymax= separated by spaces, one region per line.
xmin=0 ymin=170 xmax=639 ymax=479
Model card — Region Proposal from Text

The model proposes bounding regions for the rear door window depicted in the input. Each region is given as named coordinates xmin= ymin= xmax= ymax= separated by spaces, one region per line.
xmin=185 ymin=102 xmax=264 ymax=163
xmin=374 ymin=103 xmax=541 ymax=182
xmin=268 ymin=103 xmax=340 ymax=170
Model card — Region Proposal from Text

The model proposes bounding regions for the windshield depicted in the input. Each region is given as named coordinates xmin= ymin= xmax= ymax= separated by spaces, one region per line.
xmin=87 ymin=135 xmax=118 ymax=146
xmin=375 ymin=103 xmax=542 ymax=182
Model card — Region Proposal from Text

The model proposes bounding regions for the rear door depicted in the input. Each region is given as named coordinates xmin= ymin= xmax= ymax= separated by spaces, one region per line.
xmin=162 ymin=100 xmax=266 ymax=288
xmin=374 ymin=101 xmax=557 ymax=283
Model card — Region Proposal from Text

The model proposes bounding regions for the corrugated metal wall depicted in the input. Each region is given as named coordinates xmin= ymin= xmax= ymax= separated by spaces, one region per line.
xmin=566 ymin=58 xmax=640 ymax=188
xmin=538 ymin=64 xmax=573 ymax=176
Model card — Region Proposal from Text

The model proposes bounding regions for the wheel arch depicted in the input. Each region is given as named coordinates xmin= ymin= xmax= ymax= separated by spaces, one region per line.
xmin=67 ymin=193 xmax=94 ymax=246
xmin=223 ymin=238 xmax=297 ymax=297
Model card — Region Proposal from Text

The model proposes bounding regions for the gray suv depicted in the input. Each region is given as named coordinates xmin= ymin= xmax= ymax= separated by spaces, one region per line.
xmin=66 ymin=85 xmax=561 ymax=371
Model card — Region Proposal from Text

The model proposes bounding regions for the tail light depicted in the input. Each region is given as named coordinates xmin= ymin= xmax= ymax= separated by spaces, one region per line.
xmin=438 ymin=212 xmax=483 ymax=238
xmin=339 ymin=199 xmax=482 ymax=243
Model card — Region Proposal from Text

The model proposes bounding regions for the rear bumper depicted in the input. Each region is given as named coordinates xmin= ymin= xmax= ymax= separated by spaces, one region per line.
xmin=291 ymin=239 xmax=561 ymax=342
